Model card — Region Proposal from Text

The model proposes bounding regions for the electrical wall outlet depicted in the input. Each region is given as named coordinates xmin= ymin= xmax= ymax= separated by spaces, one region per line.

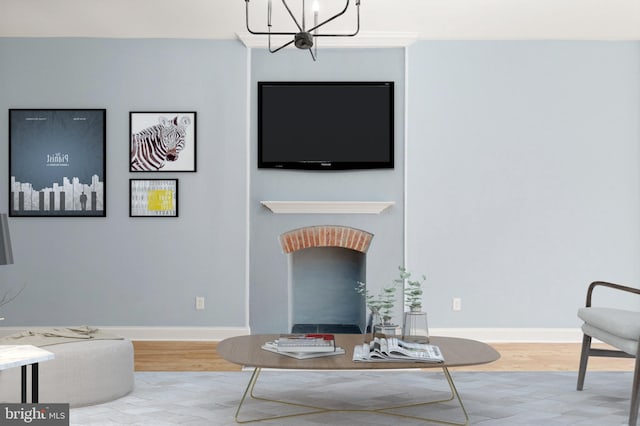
xmin=195 ymin=296 xmax=205 ymax=310
xmin=452 ymin=297 xmax=462 ymax=311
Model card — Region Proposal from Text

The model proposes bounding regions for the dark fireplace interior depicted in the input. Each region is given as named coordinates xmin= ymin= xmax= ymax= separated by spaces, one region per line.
xmin=290 ymin=246 xmax=366 ymax=334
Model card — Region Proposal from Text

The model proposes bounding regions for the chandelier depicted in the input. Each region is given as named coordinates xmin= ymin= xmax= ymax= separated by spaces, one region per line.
xmin=244 ymin=0 xmax=361 ymax=61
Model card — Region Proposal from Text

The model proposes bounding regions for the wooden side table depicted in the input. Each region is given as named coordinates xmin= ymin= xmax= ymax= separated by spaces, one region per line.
xmin=0 ymin=345 xmax=55 ymax=403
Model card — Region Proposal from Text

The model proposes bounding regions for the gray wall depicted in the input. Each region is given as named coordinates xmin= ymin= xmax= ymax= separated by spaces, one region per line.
xmin=407 ymin=41 xmax=640 ymax=328
xmin=0 ymin=38 xmax=248 ymax=326
xmin=1 ymin=37 xmax=639 ymax=334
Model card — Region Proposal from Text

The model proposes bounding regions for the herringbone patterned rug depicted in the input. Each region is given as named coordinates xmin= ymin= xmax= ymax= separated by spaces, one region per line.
xmin=71 ymin=370 xmax=631 ymax=425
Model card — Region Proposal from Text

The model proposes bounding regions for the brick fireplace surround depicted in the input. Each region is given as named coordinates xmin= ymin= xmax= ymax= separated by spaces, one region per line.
xmin=279 ymin=225 xmax=374 ymax=254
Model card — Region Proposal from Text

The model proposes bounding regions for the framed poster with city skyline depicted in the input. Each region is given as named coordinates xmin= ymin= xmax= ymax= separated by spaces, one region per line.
xmin=9 ymin=109 xmax=106 ymax=217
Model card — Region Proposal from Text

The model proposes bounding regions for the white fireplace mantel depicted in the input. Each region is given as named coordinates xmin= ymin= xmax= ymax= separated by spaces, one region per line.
xmin=260 ymin=201 xmax=395 ymax=214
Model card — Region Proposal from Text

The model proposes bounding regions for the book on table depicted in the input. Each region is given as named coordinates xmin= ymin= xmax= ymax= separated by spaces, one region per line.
xmin=275 ymin=333 xmax=336 ymax=353
xmin=261 ymin=340 xmax=346 ymax=360
xmin=352 ymin=337 xmax=445 ymax=363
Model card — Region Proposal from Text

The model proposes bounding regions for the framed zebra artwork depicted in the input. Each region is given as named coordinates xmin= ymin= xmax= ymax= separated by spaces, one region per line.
xmin=9 ymin=109 xmax=107 ymax=217
xmin=130 ymin=111 xmax=197 ymax=172
xmin=129 ymin=179 xmax=179 ymax=217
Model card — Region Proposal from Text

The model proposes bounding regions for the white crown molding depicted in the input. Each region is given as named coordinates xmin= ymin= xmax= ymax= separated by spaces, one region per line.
xmin=261 ymin=200 xmax=395 ymax=214
xmin=0 ymin=326 xmax=582 ymax=342
xmin=236 ymin=31 xmax=419 ymax=49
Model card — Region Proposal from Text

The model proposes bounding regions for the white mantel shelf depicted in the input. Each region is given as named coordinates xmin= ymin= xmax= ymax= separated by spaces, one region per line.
xmin=260 ymin=201 xmax=395 ymax=214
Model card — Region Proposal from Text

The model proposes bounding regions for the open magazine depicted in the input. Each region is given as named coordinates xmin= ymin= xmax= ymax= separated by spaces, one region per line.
xmin=352 ymin=337 xmax=444 ymax=363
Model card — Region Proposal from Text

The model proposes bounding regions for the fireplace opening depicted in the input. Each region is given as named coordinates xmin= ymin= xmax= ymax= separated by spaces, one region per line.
xmin=289 ymin=246 xmax=366 ymax=334
xmin=280 ymin=225 xmax=374 ymax=335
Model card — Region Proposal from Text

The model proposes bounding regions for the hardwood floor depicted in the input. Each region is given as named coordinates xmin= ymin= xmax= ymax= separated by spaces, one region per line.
xmin=452 ymin=342 xmax=635 ymax=372
xmin=132 ymin=341 xmax=635 ymax=372
xmin=133 ymin=341 xmax=241 ymax=372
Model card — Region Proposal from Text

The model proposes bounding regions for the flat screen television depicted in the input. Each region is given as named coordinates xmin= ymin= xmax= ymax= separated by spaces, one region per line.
xmin=258 ymin=81 xmax=394 ymax=170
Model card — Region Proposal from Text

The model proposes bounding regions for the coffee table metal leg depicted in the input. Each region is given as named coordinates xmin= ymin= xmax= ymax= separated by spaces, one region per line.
xmin=443 ymin=367 xmax=469 ymax=425
xmin=233 ymin=367 xmax=470 ymax=425
xmin=372 ymin=367 xmax=469 ymax=426
xmin=234 ymin=367 xmax=260 ymax=422
xmin=235 ymin=367 xmax=329 ymax=424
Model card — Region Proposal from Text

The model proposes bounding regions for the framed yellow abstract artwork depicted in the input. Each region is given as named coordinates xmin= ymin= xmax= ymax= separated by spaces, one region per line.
xmin=129 ymin=179 xmax=178 ymax=217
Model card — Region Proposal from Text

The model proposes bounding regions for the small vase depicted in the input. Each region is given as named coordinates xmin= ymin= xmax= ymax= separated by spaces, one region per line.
xmin=373 ymin=323 xmax=398 ymax=339
xmin=402 ymin=308 xmax=429 ymax=343
xmin=368 ymin=307 xmax=381 ymax=338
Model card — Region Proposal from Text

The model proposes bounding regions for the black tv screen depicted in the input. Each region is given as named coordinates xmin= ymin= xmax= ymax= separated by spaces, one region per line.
xmin=258 ymin=81 xmax=394 ymax=170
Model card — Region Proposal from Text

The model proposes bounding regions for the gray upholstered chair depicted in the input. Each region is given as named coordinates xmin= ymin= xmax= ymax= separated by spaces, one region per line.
xmin=577 ymin=281 xmax=640 ymax=426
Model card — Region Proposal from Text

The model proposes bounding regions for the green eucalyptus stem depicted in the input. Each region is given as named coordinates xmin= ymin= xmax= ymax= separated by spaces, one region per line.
xmin=356 ymin=266 xmax=427 ymax=326
xmin=396 ymin=266 xmax=426 ymax=311
xmin=356 ymin=280 xmax=398 ymax=325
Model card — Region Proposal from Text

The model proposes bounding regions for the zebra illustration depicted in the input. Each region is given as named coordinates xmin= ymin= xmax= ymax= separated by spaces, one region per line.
xmin=131 ymin=116 xmax=192 ymax=171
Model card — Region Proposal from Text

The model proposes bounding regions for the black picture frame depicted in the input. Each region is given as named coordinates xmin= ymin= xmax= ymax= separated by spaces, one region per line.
xmin=129 ymin=179 xmax=179 ymax=217
xmin=9 ymin=109 xmax=107 ymax=217
xmin=130 ymin=111 xmax=197 ymax=172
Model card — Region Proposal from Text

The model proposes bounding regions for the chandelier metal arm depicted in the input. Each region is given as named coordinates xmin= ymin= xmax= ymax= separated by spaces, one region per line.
xmin=312 ymin=0 xmax=360 ymax=38
xmin=307 ymin=0 xmax=353 ymax=35
xmin=244 ymin=0 xmax=359 ymax=60
xmin=244 ymin=0 xmax=358 ymax=37
xmin=267 ymin=30 xmax=316 ymax=60
xmin=268 ymin=36 xmax=295 ymax=53
xmin=245 ymin=0 xmax=297 ymax=36
xmin=281 ymin=0 xmax=304 ymax=32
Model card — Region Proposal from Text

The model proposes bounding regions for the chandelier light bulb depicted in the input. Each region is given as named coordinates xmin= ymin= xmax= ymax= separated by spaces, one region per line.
xmin=312 ymin=0 xmax=320 ymax=12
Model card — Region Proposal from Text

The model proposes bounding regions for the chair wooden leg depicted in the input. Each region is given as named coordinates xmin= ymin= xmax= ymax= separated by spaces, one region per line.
xmin=629 ymin=346 xmax=640 ymax=426
xmin=577 ymin=334 xmax=591 ymax=391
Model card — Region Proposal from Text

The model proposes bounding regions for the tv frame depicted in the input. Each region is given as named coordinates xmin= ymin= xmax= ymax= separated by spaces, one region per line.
xmin=257 ymin=81 xmax=394 ymax=171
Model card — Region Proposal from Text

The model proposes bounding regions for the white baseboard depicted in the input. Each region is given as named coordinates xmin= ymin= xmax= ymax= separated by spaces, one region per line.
xmin=0 ymin=326 xmax=582 ymax=343
xmin=430 ymin=328 xmax=583 ymax=343
xmin=100 ymin=326 xmax=252 ymax=341
xmin=0 ymin=326 xmax=251 ymax=341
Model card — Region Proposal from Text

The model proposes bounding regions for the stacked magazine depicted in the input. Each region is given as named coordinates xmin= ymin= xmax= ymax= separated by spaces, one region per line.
xmin=262 ymin=334 xmax=346 ymax=359
xmin=352 ymin=337 xmax=444 ymax=363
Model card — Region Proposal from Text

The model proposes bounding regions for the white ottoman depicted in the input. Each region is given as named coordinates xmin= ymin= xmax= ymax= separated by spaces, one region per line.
xmin=0 ymin=339 xmax=134 ymax=407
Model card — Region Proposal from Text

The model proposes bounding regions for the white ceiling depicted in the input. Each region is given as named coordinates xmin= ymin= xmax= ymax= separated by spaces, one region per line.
xmin=2 ymin=0 xmax=640 ymax=43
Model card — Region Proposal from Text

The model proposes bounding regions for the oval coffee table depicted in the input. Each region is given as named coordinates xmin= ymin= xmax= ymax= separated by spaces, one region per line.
xmin=217 ymin=334 xmax=499 ymax=425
